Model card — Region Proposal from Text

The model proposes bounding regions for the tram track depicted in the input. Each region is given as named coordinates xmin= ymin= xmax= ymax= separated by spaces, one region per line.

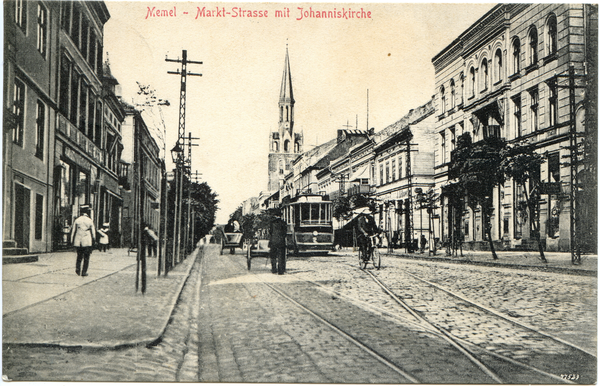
xmin=352 ymin=258 xmax=596 ymax=384
xmin=229 ymin=253 xmax=558 ymax=383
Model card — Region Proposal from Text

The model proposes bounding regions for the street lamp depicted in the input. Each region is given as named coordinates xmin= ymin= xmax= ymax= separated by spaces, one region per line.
xmin=171 ymin=143 xmax=184 ymax=164
xmin=170 ymin=142 xmax=184 ymax=265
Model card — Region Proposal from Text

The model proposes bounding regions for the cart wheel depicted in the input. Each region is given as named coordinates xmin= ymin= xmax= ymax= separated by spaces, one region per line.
xmin=358 ymin=249 xmax=367 ymax=269
xmin=246 ymin=247 xmax=251 ymax=270
xmin=372 ymin=247 xmax=381 ymax=269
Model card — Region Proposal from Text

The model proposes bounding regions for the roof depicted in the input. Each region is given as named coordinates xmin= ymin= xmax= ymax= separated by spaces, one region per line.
xmin=279 ymin=47 xmax=294 ymax=104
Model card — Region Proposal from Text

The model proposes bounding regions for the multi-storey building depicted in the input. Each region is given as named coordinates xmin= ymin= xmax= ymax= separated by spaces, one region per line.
xmin=3 ymin=0 xmax=59 ymax=253
xmin=100 ymin=60 xmax=125 ymax=247
xmin=432 ymin=4 xmax=597 ymax=252
xmin=120 ymin=103 xmax=162 ymax=248
xmin=53 ymin=1 xmax=118 ymax=250
xmin=371 ymin=100 xmax=437 ymax=248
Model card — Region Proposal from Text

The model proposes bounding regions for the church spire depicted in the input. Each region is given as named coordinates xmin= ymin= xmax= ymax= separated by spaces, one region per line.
xmin=278 ymin=46 xmax=294 ymax=135
xmin=279 ymin=46 xmax=294 ymax=104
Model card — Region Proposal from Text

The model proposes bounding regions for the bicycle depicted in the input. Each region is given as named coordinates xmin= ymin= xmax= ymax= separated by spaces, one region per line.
xmin=358 ymin=234 xmax=381 ymax=269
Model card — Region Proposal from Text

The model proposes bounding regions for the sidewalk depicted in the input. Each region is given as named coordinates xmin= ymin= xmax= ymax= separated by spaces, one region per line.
xmin=3 ymin=247 xmax=199 ymax=348
xmin=386 ymin=248 xmax=597 ymax=275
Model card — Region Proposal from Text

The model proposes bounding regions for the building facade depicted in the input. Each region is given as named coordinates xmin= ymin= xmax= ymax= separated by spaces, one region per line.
xmin=432 ymin=4 xmax=597 ymax=252
xmin=120 ymin=104 xmax=162 ymax=248
xmin=3 ymin=0 xmax=60 ymax=253
xmin=268 ymin=48 xmax=303 ymax=193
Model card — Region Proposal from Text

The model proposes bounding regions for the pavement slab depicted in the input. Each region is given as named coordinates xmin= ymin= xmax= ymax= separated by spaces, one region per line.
xmin=3 ymin=248 xmax=198 ymax=348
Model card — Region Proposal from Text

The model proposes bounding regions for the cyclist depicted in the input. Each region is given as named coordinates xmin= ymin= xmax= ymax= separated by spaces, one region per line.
xmin=355 ymin=206 xmax=380 ymax=261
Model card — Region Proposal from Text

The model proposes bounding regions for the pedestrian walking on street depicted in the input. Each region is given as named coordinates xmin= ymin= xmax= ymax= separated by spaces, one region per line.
xmin=420 ymin=234 xmax=428 ymax=254
xmin=269 ymin=209 xmax=287 ymax=275
xmin=144 ymin=225 xmax=159 ymax=257
xmin=71 ymin=206 xmax=96 ymax=276
xmin=98 ymin=224 xmax=110 ymax=252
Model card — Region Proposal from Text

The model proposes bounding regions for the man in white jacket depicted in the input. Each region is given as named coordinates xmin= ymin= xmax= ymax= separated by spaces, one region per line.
xmin=71 ymin=206 xmax=96 ymax=276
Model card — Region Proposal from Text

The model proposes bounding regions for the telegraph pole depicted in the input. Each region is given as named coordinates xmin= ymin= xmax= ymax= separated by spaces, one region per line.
xmin=166 ymin=50 xmax=202 ymax=265
xmin=184 ymin=132 xmax=199 ymax=255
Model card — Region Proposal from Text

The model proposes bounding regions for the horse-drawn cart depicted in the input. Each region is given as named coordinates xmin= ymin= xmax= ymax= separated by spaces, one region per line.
xmin=218 ymin=229 xmax=244 ymax=255
xmin=246 ymin=238 xmax=270 ymax=270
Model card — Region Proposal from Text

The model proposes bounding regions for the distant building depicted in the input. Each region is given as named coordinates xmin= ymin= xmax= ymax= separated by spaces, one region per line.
xmin=267 ymin=48 xmax=303 ymax=194
xmin=432 ymin=4 xmax=597 ymax=252
xmin=120 ymin=104 xmax=162 ymax=248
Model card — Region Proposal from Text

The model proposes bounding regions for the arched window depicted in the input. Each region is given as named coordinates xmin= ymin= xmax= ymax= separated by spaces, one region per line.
xmin=294 ymin=142 xmax=300 ymax=153
xmin=284 ymin=139 xmax=290 ymax=152
xmin=273 ymin=141 xmax=279 ymax=152
xmin=546 ymin=14 xmax=557 ymax=56
xmin=480 ymin=58 xmax=488 ymax=91
xmin=450 ymin=79 xmax=455 ymax=109
xmin=279 ymin=106 xmax=283 ymax=122
xmin=469 ymin=67 xmax=476 ymax=97
xmin=440 ymin=85 xmax=446 ymax=113
xmin=512 ymin=37 xmax=521 ymax=74
xmin=494 ymin=49 xmax=503 ymax=83
xmin=285 ymin=106 xmax=289 ymax=122
xmin=528 ymin=26 xmax=538 ymax=66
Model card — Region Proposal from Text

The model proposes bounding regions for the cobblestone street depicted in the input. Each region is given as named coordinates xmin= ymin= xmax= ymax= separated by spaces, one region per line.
xmin=3 ymin=245 xmax=597 ymax=383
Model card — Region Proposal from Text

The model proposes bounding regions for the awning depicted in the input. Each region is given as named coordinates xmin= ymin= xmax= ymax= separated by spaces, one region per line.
xmin=350 ymin=164 xmax=369 ymax=182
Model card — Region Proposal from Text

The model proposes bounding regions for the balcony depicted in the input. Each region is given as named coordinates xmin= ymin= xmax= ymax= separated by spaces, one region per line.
xmin=57 ymin=114 xmax=103 ymax=165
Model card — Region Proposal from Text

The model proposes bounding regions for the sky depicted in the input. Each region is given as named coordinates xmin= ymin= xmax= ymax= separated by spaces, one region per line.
xmin=103 ymin=1 xmax=496 ymax=224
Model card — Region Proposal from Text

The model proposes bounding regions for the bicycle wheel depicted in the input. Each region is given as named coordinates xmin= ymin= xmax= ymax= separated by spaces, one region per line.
xmin=358 ymin=249 xmax=368 ymax=269
xmin=371 ymin=247 xmax=381 ymax=269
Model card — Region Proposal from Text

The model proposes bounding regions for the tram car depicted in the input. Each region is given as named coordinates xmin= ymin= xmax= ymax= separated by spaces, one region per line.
xmin=282 ymin=193 xmax=334 ymax=255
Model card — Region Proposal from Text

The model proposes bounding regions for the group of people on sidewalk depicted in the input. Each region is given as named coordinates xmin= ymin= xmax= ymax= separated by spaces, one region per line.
xmin=69 ymin=205 xmax=159 ymax=276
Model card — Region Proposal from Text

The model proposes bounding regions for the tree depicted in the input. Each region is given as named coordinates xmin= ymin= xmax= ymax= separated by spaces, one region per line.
xmin=448 ymin=133 xmax=506 ymax=259
xmin=500 ymin=143 xmax=547 ymax=262
xmin=416 ymin=188 xmax=440 ymax=255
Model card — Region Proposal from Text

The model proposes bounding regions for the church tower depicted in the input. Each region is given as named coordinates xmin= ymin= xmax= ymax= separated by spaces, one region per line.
xmin=268 ymin=48 xmax=303 ymax=193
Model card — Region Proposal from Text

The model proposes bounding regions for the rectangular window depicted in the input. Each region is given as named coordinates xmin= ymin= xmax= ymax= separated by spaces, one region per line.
xmin=36 ymin=100 xmax=45 ymax=159
xmin=450 ymin=126 xmax=456 ymax=152
xmin=513 ymin=95 xmax=522 ymax=138
xmin=61 ymin=1 xmax=72 ymax=32
xmin=529 ymin=88 xmax=539 ymax=132
xmin=548 ymin=82 xmax=558 ymax=128
xmin=70 ymin=72 xmax=79 ymax=124
xmin=87 ymin=93 xmax=95 ymax=139
xmin=89 ymin=30 xmax=97 ymax=72
xmin=35 ymin=193 xmax=43 ymax=240
xmin=13 ymin=78 xmax=25 ymax=146
xmin=440 ymin=132 xmax=446 ymax=164
xmin=398 ymin=157 xmax=403 ymax=179
xmin=15 ymin=0 xmax=27 ymax=31
xmin=59 ymin=54 xmax=71 ymax=116
xmin=37 ymin=3 xmax=47 ymax=56
xmin=79 ymin=82 xmax=87 ymax=133
xmin=81 ymin=16 xmax=89 ymax=60
xmin=95 ymin=101 xmax=102 ymax=146
xmin=548 ymin=153 xmax=560 ymax=182
xmin=72 ymin=2 xmax=80 ymax=47
xmin=379 ymin=164 xmax=383 ymax=186
xmin=97 ymin=43 xmax=103 ymax=78
xmin=391 ymin=159 xmax=396 ymax=182
xmin=385 ymin=162 xmax=390 ymax=184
